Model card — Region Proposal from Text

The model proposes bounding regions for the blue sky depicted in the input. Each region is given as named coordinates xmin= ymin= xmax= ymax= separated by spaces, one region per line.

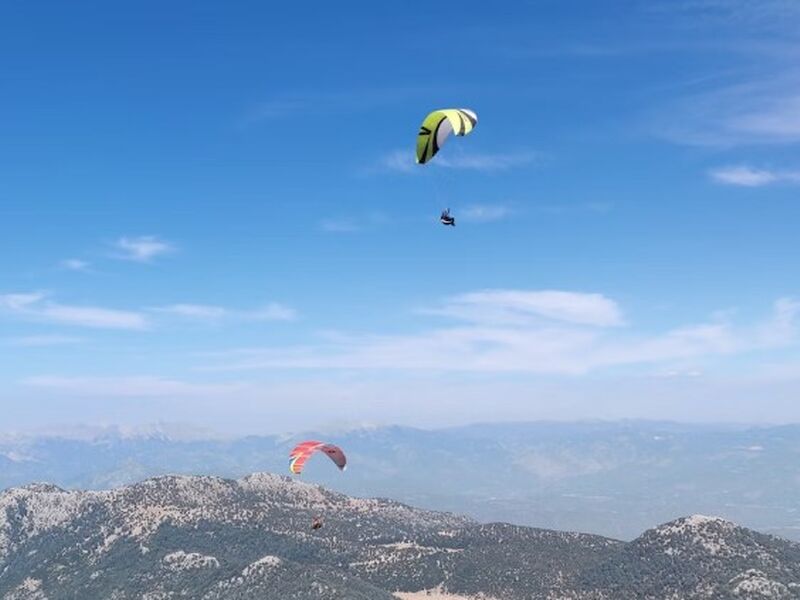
xmin=2 ymin=0 xmax=800 ymax=434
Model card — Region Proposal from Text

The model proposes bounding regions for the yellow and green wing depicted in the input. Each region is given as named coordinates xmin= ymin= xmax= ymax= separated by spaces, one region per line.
xmin=416 ymin=108 xmax=477 ymax=165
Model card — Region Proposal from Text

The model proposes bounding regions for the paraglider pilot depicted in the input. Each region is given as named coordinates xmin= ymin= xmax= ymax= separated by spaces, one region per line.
xmin=440 ymin=208 xmax=455 ymax=227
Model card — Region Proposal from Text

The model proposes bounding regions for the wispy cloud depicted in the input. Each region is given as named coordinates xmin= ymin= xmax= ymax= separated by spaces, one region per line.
xmin=0 ymin=292 xmax=296 ymax=332
xmin=616 ymin=1 xmax=800 ymax=148
xmin=0 ymin=293 xmax=43 ymax=311
xmin=249 ymin=303 xmax=297 ymax=321
xmin=427 ymin=290 xmax=625 ymax=327
xmin=0 ymin=292 xmax=149 ymax=330
xmin=757 ymin=297 xmax=800 ymax=346
xmin=38 ymin=305 xmax=147 ymax=330
xmin=378 ymin=150 xmax=417 ymax=173
xmin=3 ymin=335 xmax=84 ymax=347
xmin=460 ymin=204 xmax=512 ymax=223
xmin=113 ymin=236 xmax=175 ymax=263
xmin=709 ymin=165 xmax=800 ymax=186
xmin=319 ymin=218 xmax=361 ymax=233
xmin=22 ymin=375 xmax=248 ymax=398
xmin=651 ymin=76 xmax=800 ymax=146
xmin=202 ymin=290 xmax=798 ymax=376
xmin=152 ymin=302 xmax=296 ymax=322
xmin=651 ymin=367 xmax=704 ymax=379
xmin=434 ymin=151 xmax=540 ymax=171
xmin=152 ymin=304 xmax=229 ymax=319
xmin=60 ymin=259 xmax=91 ymax=272
xmin=651 ymin=0 xmax=800 ymax=31
xmin=377 ymin=149 xmax=540 ymax=174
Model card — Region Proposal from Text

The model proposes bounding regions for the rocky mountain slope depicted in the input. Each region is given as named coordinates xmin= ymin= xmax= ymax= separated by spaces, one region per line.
xmin=0 ymin=474 xmax=798 ymax=599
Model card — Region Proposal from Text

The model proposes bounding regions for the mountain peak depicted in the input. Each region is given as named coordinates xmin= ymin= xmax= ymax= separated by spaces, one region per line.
xmin=639 ymin=514 xmax=755 ymax=558
xmin=665 ymin=514 xmax=733 ymax=528
xmin=12 ymin=483 xmax=65 ymax=494
xmin=654 ymin=513 xmax=736 ymax=537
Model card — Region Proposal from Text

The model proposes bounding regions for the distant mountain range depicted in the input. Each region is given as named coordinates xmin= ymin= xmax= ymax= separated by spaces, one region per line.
xmin=1 ymin=421 xmax=799 ymax=542
xmin=1 ymin=474 xmax=799 ymax=599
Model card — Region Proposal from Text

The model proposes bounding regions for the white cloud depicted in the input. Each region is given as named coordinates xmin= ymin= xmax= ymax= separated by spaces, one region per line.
xmin=757 ymin=297 xmax=800 ymax=346
xmin=460 ymin=204 xmax=512 ymax=222
xmin=248 ymin=303 xmax=297 ymax=321
xmin=595 ymin=322 xmax=740 ymax=367
xmin=651 ymin=367 xmax=704 ymax=379
xmin=202 ymin=292 xmax=799 ymax=376
xmin=710 ymin=165 xmax=776 ymax=186
xmin=22 ymin=375 xmax=247 ymax=398
xmin=153 ymin=304 xmax=230 ymax=319
xmin=151 ymin=302 xmax=296 ymax=322
xmin=0 ymin=293 xmax=44 ymax=311
xmin=60 ymin=259 xmax=90 ymax=272
xmin=378 ymin=149 xmax=539 ymax=174
xmin=709 ymin=165 xmax=800 ymax=186
xmin=0 ymin=292 xmax=149 ymax=330
xmin=731 ymin=94 xmax=800 ymax=142
xmin=3 ymin=335 xmax=84 ymax=347
xmin=114 ymin=236 xmax=175 ymax=262
xmin=653 ymin=76 xmax=800 ymax=146
xmin=379 ymin=149 xmax=417 ymax=173
xmin=1 ymin=293 xmax=295 ymax=331
xmin=320 ymin=218 xmax=360 ymax=233
xmin=37 ymin=305 xmax=147 ymax=330
xmin=430 ymin=290 xmax=625 ymax=327
xmin=434 ymin=151 xmax=539 ymax=171
xmin=653 ymin=0 xmax=800 ymax=28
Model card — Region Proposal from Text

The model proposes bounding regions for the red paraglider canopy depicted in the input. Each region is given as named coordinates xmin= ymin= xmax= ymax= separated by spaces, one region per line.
xmin=289 ymin=440 xmax=346 ymax=475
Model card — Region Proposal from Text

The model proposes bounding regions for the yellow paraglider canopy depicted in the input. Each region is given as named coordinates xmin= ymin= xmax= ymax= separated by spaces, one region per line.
xmin=416 ymin=108 xmax=478 ymax=165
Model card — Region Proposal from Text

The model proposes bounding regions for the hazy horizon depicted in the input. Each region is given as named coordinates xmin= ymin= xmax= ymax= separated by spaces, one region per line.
xmin=0 ymin=415 xmax=793 ymax=442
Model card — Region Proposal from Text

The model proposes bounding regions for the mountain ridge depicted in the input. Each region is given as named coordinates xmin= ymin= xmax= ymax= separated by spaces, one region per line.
xmin=1 ymin=473 xmax=799 ymax=599
xmin=2 ymin=421 xmax=800 ymax=542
